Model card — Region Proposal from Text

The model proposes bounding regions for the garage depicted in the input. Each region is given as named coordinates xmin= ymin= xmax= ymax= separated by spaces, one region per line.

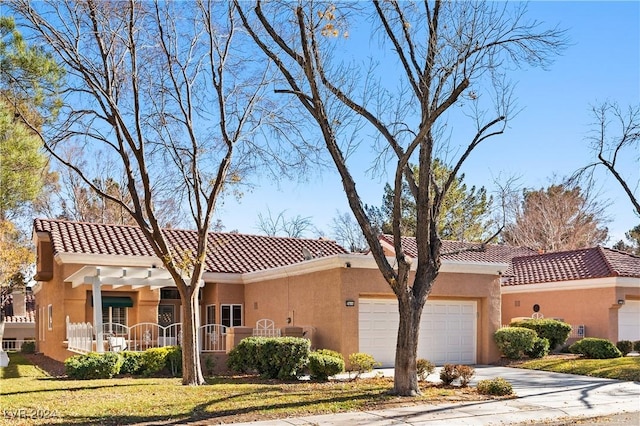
xmin=359 ymin=298 xmax=477 ymax=367
xmin=618 ymin=300 xmax=640 ymax=341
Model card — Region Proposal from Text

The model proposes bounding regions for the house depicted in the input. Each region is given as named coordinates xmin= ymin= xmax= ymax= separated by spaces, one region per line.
xmin=501 ymin=247 xmax=640 ymax=343
xmin=32 ymin=218 xmax=519 ymax=367
xmin=1 ymin=288 xmax=36 ymax=351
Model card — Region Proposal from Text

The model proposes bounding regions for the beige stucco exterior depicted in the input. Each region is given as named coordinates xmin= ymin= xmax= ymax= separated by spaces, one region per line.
xmin=501 ymin=278 xmax=640 ymax=343
xmin=33 ymin=229 xmax=504 ymax=365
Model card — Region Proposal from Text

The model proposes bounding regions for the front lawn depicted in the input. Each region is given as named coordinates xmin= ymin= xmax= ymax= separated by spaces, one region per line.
xmin=1 ymin=353 xmax=489 ymax=426
xmin=514 ymin=354 xmax=640 ymax=381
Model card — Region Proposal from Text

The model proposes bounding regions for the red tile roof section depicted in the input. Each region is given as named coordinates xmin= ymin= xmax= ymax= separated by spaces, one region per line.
xmin=379 ymin=234 xmax=537 ymax=264
xmin=503 ymin=246 xmax=640 ymax=286
xmin=34 ymin=218 xmax=348 ymax=274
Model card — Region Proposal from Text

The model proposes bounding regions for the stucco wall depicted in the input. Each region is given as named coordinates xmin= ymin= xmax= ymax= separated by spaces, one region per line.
xmin=243 ymin=265 xmax=502 ymax=364
xmin=501 ymin=284 xmax=640 ymax=342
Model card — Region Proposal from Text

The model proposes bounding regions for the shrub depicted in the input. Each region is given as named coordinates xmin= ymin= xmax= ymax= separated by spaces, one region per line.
xmin=510 ymin=319 xmax=572 ymax=350
xmin=525 ymin=337 xmax=550 ymax=359
xmin=569 ymin=338 xmax=622 ymax=359
xmin=119 ymin=351 xmax=144 ymax=375
xmin=142 ymin=347 xmax=171 ymax=376
xmin=477 ymin=377 xmax=514 ymax=396
xmin=456 ymin=365 xmax=475 ymax=387
xmin=227 ymin=337 xmax=310 ymax=380
xmin=634 ymin=341 xmax=640 ymax=352
xmin=494 ymin=327 xmax=537 ymax=359
xmin=64 ymin=353 xmax=122 ymax=379
xmin=416 ymin=359 xmax=435 ymax=381
xmin=439 ymin=364 xmax=460 ymax=385
xmin=308 ymin=351 xmax=345 ymax=381
xmin=347 ymin=353 xmax=380 ymax=379
xmin=203 ymin=355 xmax=217 ymax=377
xmin=165 ymin=346 xmax=182 ymax=377
xmin=616 ymin=340 xmax=633 ymax=356
xmin=20 ymin=340 xmax=36 ymax=354
xmin=315 ymin=349 xmax=344 ymax=361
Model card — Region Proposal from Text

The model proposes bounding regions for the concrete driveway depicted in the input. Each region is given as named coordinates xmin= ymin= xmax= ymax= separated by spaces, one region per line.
xmin=230 ymin=365 xmax=640 ymax=425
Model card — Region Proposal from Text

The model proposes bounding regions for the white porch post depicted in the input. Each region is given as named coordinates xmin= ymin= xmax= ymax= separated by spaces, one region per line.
xmin=91 ymin=275 xmax=104 ymax=353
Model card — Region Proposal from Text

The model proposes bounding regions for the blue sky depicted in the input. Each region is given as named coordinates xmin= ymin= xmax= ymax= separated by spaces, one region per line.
xmin=215 ymin=1 xmax=639 ymax=244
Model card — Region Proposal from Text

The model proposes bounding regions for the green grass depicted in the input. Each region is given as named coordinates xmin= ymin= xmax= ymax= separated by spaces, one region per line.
xmin=0 ymin=353 xmax=479 ymax=426
xmin=515 ymin=355 xmax=640 ymax=381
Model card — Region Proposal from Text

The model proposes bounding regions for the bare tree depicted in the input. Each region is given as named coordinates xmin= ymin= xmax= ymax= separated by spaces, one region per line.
xmin=10 ymin=0 xmax=304 ymax=385
xmin=574 ymin=102 xmax=640 ymax=217
xmin=330 ymin=210 xmax=368 ymax=252
xmin=237 ymin=0 xmax=566 ymax=395
xmin=256 ymin=208 xmax=314 ymax=238
xmin=501 ymin=181 xmax=609 ymax=252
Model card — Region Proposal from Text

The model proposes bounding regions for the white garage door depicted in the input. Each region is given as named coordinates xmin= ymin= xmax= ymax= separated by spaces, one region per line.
xmin=618 ymin=300 xmax=640 ymax=341
xmin=359 ymin=298 xmax=477 ymax=367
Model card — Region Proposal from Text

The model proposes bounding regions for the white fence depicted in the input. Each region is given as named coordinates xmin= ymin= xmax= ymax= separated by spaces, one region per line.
xmin=1 ymin=339 xmax=33 ymax=351
xmin=66 ymin=318 xmax=228 ymax=354
xmin=66 ymin=316 xmax=94 ymax=354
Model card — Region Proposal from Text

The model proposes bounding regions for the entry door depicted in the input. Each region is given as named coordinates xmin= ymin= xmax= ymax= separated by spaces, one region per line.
xmin=158 ymin=304 xmax=176 ymax=346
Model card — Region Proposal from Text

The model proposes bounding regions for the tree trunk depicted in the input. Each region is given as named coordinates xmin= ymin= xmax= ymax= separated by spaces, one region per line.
xmin=393 ymin=292 xmax=423 ymax=396
xmin=180 ymin=290 xmax=205 ymax=385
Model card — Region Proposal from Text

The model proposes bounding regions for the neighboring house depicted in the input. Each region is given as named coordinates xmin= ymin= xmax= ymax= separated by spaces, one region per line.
xmin=501 ymin=247 xmax=640 ymax=343
xmin=32 ymin=219 xmax=518 ymax=366
xmin=1 ymin=288 xmax=36 ymax=351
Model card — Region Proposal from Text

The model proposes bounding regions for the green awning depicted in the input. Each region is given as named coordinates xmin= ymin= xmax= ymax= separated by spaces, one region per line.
xmin=92 ymin=296 xmax=133 ymax=308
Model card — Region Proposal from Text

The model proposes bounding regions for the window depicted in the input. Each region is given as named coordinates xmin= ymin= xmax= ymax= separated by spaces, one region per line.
xmin=206 ymin=305 xmax=216 ymax=325
xmin=47 ymin=304 xmax=53 ymax=330
xmin=221 ymin=304 xmax=242 ymax=327
xmin=102 ymin=307 xmax=127 ymax=327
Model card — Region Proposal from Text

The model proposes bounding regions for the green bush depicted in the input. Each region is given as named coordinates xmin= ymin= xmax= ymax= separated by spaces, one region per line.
xmin=308 ymin=351 xmax=345 ymax=381
xmin=439 ymin=364 xmax=460 ymax=385
xmin=416 ymin=359 xmax=435 ymax=381
xmin=142 ymin=347 xmax=171 ymax=376
xmin=203 ymin=355 xmax=217 ymax=377
xmin=119 ymin=351 xmax=144 ymax=375
xmin=569 ymin=338 xmax=622 ymax=359
xmin=227 ymin=337 xmax=310 ymax=380
xmin=456 ymin=365 xmax=475 ymax=387
xmin=525 ymin=337 xmax=550 ymax=359
xmin=165 ymin=346 xmax=182 ymax=377
xmin=634 ymin=341 xmax=640 ymax=352
xmin=616 ymin=340 xmax=633 ymax=356
xmin=494 ymin=327 xmax=537 ymax=359
xmin=315 ymin=349 xmax=344 ymax=361
xmin=64 ymin=353 xmax=122 ymax=379
xmin=347 ymin=352 xmax=380 ymax=379
xmin=477 ymin=377 xmax=514 ymax=396
xmin=20 ymin=340 xmax=36 ymax=354
xmin=510 ymin=319 xmax=572 ymax=350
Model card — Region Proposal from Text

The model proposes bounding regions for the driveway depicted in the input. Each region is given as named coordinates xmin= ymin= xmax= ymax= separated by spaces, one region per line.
xmin=230 ymin=366 xmax=640 ymax=425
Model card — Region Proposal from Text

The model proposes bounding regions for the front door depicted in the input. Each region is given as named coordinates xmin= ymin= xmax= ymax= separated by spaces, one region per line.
xmin=158 ymin=304 xmax=176 ymax=346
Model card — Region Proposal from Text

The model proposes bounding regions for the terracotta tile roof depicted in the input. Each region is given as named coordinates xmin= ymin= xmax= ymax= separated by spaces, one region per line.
xmin=379 ymin=234 xmax=537 ymax=264
xmin=503 ymin=246 xmax=640 ymax=286
xmin=34 ymin=218 xmax=348 ymax=274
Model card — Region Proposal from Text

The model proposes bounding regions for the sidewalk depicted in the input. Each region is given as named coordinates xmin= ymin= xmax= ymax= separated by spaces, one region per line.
xmin=231 ymin=366 xmax=640 ymax=425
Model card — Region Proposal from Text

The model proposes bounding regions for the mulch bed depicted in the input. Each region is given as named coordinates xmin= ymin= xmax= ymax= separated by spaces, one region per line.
xmin=22 ymin=353 xmax=67 ymax=377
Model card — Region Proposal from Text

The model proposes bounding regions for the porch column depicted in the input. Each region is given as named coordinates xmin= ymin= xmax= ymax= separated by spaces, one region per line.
xmin=91 ymin=276 xmax=104 ymax=353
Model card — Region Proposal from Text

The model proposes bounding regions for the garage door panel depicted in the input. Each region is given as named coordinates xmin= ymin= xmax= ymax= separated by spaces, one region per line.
xmin=360 ymin=299 xmax=477 ymax=367
xmin=618 ymin=300 xmax=640 ymax=341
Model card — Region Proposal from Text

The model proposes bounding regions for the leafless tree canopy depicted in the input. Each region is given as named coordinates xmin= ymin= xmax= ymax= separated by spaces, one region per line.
xmin=573 ymin=102 xmax=640 ymax=217
xmin=9 ymin=0 xmax=315 ymax=386
xmin=502 ymin=182 xmax=610 ymax=252
xmin=236 ymin=0 xmax=567 ymax=395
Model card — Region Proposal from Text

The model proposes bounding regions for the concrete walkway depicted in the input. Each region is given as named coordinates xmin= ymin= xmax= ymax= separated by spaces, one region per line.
xmin=231 ymin=366 xmax=640 ymax=425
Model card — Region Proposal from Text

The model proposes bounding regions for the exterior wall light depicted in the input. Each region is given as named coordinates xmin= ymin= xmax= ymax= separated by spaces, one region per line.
xmin=618 ymin=299 xmax=625 ymax=305
xmin=345 ymin=300 xmax=355 ymax=307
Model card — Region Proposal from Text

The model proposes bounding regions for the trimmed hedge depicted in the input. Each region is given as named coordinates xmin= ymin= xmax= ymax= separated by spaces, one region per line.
xmin=510 ymin=318 xmax=572 ymax=349
xmin=569 ymin=338 xmax=622 ymax=359
xmin=477 ymin=377 xmax=513 ymax=396
xmin=227 ymin=337 xmax=310 ymax=380
xmin=494 ymin=327 xmax=537 ymax=359
xmin=119 ymin=351 xmax=144 ymax=375
xmin=347 ymin=352 xmax=380 ymax=379
xmin=65 ymin=352 xmax=123 ymax=379
xmin=616 ymin=340 xmax=633 ymax=356
xmin=525 ymin=337 xmax=550 ymax=359
xmin=308 ymin=351 xmax=345 ymax=381
xmin=141 ymin=346 xmax=182 ymax=377
xmin=20 ymin=340 xmax=36 ymax=354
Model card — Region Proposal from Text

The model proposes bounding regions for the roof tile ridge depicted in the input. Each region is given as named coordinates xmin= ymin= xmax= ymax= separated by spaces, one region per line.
xmin=602 ymin=245 xmax=640 ymax=259
xmin=596 ymin=245 xmax=620 ymax=277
